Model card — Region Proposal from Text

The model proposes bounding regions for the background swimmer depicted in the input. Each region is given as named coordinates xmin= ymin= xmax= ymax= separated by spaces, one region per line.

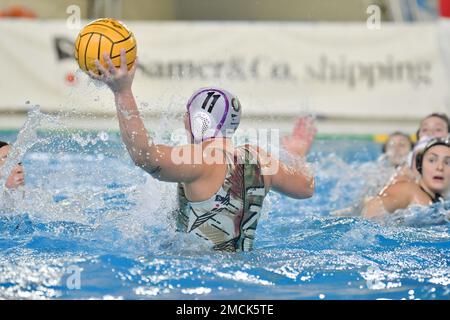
xmin=0 ymin=141 xmax=25 ymax=212
xmin=381 ymin=131 xmax=413 ymax=168
xmin=392 ymin=113 xmax=450 ymax=185
xmin=0 ymin=141 xmax=25 ymax=190
xmin=331 ymin=131 xmax=413 ymax=217
xmin=416 ymin=113 xmax=450 ymax=141
xmin=362 ymin=137 xmax=450 ymax=220
xmin=333 ymin=114 xmax=450 ymax=218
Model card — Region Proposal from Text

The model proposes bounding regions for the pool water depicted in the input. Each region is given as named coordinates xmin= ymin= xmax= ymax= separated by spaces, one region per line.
xmin=0 ymin=122 xmax=449 ymax=300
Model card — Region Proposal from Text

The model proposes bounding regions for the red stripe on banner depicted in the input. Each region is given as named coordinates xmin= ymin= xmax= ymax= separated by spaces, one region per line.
xmin=440 ymin=0 xmax=450 ymax=18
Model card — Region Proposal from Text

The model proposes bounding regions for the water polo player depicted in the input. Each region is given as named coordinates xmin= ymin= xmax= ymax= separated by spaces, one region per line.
xmin=0 ymin=141 xmax=25 ymax=190
xmin=363 ymin=137 xmax=450 ymax=219
xmin=89 ymin=50 xmax=315 ymax=252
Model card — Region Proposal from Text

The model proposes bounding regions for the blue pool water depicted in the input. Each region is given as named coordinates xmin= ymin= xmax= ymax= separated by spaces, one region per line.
xmin=0 ymin=124 xmax=449 ymax=300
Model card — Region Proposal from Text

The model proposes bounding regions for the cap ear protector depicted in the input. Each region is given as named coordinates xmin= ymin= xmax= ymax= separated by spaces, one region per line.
xmin=415 ymin=137 xmax=450 ymax=175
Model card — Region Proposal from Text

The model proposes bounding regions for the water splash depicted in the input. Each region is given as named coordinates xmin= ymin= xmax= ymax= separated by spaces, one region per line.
xmin=0 ymin=109 xmax=449 ymax=299
xmin=0 ymin=106 xmax=58 ymax=199
xmin=381 ymin=203 xmax=450 ymax=227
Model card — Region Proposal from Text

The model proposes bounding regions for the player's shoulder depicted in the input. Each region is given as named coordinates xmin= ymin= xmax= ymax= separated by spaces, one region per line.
xmin=383 ymin=179 xmax=419 ymax=198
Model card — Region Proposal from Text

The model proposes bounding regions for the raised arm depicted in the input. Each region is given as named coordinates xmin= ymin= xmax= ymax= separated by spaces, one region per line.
xmin=89 ymin=50 xmax=205 ymax=183
xmin=282 ymin=116 xmax=317 ymax=157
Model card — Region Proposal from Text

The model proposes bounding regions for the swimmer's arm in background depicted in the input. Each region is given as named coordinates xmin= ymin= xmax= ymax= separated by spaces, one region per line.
xmin=362 ymin=182 xmax=411 ymax=219
xmin=256 ymin=115 xmax=316 ymax=199
xmin=89 ymin=50 xmax=206 ymax=183
xmin=250 ymin=146 xmax=315 ymax=199
xmin=282 ymin=116 xmax=317 ymax=157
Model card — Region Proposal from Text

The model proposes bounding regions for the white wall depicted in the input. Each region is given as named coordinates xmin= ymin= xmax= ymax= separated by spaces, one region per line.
xmin=0 ymin=20 xmax=448 ymax=134
xmin=0 ymin=0 xmax=387 ymax=21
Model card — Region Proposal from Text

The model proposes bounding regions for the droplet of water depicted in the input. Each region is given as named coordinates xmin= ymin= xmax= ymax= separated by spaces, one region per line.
xmin=98 ymin=131 xmax=109 ymax=142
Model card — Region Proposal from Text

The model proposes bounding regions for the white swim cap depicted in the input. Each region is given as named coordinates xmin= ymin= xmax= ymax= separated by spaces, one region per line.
xmin=186 ymin=87 xmax=241 ymax=144
xmin=414 ymin=136 xmax=432 ymax=153
xmin=408 ymin=135 xmax=432 ymax=168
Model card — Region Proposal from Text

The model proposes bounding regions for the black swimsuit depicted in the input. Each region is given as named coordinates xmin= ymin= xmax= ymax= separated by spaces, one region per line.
xmin=419 ymin=186 xmax=444 ymax=204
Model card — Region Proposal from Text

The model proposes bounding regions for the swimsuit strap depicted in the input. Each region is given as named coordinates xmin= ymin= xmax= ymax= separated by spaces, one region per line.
xmin=419 ymin=185 xmax=443 ymax=204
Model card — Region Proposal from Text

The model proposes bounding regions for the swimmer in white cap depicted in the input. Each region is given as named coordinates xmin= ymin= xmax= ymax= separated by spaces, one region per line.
xmin=363 ymin=137 xmax=450 ymax=219
xmin=89 ymin=50 xmax=315 ymax=252
xmin=332 ymin=132 xmax=414 ymax=218
xmin=390 ymin=113 xmax=450 ymax=185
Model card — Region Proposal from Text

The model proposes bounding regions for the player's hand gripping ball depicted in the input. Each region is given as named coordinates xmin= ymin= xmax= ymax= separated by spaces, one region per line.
xmin=74 ymin=18 xmax=137 ymax=74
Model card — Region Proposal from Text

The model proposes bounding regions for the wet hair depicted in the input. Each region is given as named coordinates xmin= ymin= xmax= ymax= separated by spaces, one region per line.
xmin=415 ymin=137 xmax=450 ymax=175
xmin=416 ymin=113 xmax=450 ymax=141
xmin=382 ymin=131 xmax=413 ymax=153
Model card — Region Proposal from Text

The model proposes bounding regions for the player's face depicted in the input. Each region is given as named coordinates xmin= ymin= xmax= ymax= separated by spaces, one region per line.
xmin=419 ymin=116 xmax=448 ymax=139
xmin=421 ymin=145 xmax=450 ymax=194
xmin=385 ymin=135 xmax=411 ymax=166
xmin=0 ymin=145 xmax=25 ymax=189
